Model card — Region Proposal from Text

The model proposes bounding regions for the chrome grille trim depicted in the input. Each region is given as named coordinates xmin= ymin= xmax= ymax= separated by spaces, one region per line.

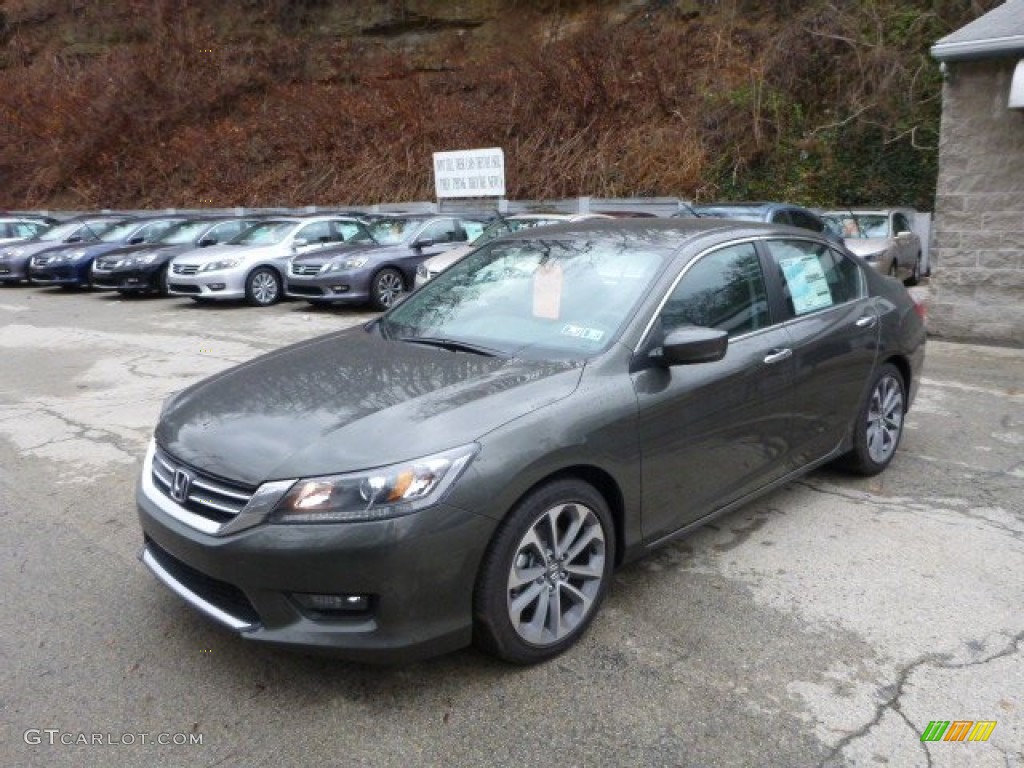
xmin=152 ymin=444 xmax=251 ymax=517
xmin=290 ymin=263 xmax=323 ymax=276
xmin=141 ymin=439 xmax=295 ymax=536
xmin=172 ymin=264 xmax=199 ymax=275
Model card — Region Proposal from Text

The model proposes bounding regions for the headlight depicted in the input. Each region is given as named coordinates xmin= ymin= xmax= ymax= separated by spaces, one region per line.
xmin=200 ymin=259 xmax=239 ymax=272
xmin=64 ymin=248 xmax=88 ymax=261
xmin=861 ymin=250 xmax=887 ymax=263
xmin=127 ymin=251 xmax=159 ymax=266
xmin=328 ymin=257 xmax=368 ymax=272
xmin=270 ymin=444 xmax=478 ymax=523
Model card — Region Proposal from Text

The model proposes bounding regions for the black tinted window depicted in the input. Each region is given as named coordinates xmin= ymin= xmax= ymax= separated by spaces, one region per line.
xmin=661 ymin=243 xmax=770 ymax=337
xmin=893 ymin=213 xmax=910 ymax=234
xmin=789 ymin=210 xmax=825 ymax=232
xmin=767 ymin=240 xmax=863 ymax=316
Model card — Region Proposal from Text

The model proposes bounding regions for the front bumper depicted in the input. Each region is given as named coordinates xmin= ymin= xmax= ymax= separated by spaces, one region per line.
xmin=285 ymin=271 xmax=372 ymax=304
xmin=29 ymin=263 xmax=88 ymax=286
xmin=136 ymin=445 xmax=497 ymax=662
xmin=0 ymin=259 xmax=30 ymax=282
xmin=92 ymin=263 xmax=163 ymax=292
xmin=166 ymin=267 xmax=247 ymax=300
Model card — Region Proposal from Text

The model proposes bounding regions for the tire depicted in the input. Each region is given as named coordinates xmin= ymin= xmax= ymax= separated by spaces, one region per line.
xmin=157 ymin=266 xmax=171 ymax=297
xmin=837 ymin=363 xmax=906 ymax=476
xmin=473 ymin=478 xmax=615 ymax=664
xmin=370 ymin=268 xmax=404 ymax=311
xmin=245 ymin=267 xmax=281 ymax=307
xmin=887 ymin=259 xmax=898 ymax=278
xmin=904 ymin=253 xmax=921 ymax=287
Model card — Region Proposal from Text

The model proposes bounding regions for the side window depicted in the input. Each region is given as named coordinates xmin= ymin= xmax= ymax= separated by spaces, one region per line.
xmin=418 ymin=219 xmax=459 ymax=244
xmin=767 ymin=240 xmax=864 ymax=317
xmin=790 ymin=210 xmax=825 ymax=233
xmin=661 ymin=243 xmax=770 ymax=337
xmin=892 ymin=213 xmax=910 ymax=235
xmin=139 ymin=222 xmax=176 ymax=242
xmin=461 ymin=219 xmax=486 ymax=242
xmin=297 ymin=221 xmax=331 ymax=244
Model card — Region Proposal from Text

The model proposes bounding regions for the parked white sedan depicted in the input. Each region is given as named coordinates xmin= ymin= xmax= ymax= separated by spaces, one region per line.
xmin=823 ymin=208 xmax=923 ymax=285
xmin=166 ymin=216 xmax=369 ymax=306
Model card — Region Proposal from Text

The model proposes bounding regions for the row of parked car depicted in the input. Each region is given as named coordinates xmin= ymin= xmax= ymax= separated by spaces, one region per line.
xmin=0 ymin=202 xmax=923 ymax=310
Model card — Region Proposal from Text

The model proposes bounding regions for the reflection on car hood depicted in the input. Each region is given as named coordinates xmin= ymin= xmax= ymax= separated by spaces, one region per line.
xmin=156 ymin=326 xmax=583 ymax=486
xmin=292 ymin=242 xmax=411 ymax=265
xmin=844 ymin=238 xmax=891 ymax=256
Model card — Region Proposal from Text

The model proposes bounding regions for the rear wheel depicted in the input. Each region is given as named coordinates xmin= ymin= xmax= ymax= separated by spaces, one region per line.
xmin=245 ymin=267 xmax=281 ymax=307
xmin=157 ymin=266 xmax=171 ymax=297
xmin=837 ymin=363 xmax=906 ymax=476
xmin=473 ymin=479 xmax=614 ymax=664
xmin=904 ymin=253 xmax=922 ymax=287
xmin=887 ymin=260 xmax=898 ymax=278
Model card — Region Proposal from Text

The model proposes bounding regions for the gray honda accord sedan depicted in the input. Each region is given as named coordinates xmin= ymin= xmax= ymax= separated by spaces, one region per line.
xmin=137 ymin=219 xmax=926 ymax=664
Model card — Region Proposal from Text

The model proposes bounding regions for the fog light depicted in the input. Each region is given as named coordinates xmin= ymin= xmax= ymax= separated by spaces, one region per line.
xmin=292 ymin=592 xmax=371 ymax=616
xmin=330 ymin=285 xmax=350 ymax=293
xmin=207 ymin=283 xmax=226 ymax=291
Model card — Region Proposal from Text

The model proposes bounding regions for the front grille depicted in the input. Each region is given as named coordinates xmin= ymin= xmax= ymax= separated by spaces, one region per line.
xmin=152 ymin=444 xmax=255 ymax=525
xmin=287 ymin=284 xmax=324 ymax=297
xmin=94 ymin=258 xmax=118 ymax=271
xmin=168 ymin=283 xmax=200 ymax=294
xmin=172 ymin=264 xmax=199 ymax=275
xmin=145 ymin=536 xmax=261 ymax=626
xmin=290 ymin=263 xmax=322 ymax=276
xmin=31 ymin=255 xmax=52 ymax=267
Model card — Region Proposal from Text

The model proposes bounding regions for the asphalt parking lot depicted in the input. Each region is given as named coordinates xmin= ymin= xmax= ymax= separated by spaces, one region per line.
xmin=1 ymin=286 xmax=1022 ymax=768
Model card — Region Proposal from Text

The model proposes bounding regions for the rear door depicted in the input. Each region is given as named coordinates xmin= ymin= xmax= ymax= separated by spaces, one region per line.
xmin=632 ymin=240 xmax=795 ymax=542
xmin=760 ymin=237 xmax=879 ymax=469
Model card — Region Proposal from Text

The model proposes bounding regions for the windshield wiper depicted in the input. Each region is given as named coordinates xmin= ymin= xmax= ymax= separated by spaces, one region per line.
xmin=399 ymin=336 xmax=508 ymax=358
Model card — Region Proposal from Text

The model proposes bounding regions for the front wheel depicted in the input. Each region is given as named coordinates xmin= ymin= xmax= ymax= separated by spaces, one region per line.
xmin=245 ymin=267 xmax=281 ymax=307
xmin=370 ymin=268 xmax=404 ymax=310
xmin=473 ymin=479 xmax=614 ymax=664
xmin=904 ymin=253 xmax=922 ymax=287
xmin=837 ymin=363 xmax=906 ymax=476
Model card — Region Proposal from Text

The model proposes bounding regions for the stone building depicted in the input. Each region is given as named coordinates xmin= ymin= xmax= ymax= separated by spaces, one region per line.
xmin=930 ymin=0 xmax=1024 ymax=345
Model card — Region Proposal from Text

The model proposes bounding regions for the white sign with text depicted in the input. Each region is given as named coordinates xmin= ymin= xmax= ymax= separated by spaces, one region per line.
xmin=432 ymin=148 xmax=505 ymax=198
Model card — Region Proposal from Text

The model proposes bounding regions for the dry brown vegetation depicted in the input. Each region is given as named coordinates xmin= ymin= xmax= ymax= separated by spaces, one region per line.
xmin=0 ymin=0 xmax=1000 ymax=210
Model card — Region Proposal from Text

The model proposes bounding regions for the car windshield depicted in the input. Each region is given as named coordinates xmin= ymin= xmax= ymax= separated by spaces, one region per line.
xmin=826 ymin=214 xmax=890 ymax=239
xmin=380 ymin=236 xmax=671 ymax=360
xmin=473 ymin=218 xmax=566 ymax=245
xmin=157 ymin=220 xmax=212 ymax=244
xmin=338 ymin=221 xmax=375 ymax=243
xmin=38 ymin=220 xmax=111 ymax=242
xmin=366 ymin=218 xmax=420 ymax=246
xmin=99 ymin=221 xmax=149 ymax=242
xmin=231 ymin=221 xmax=296 ymax=245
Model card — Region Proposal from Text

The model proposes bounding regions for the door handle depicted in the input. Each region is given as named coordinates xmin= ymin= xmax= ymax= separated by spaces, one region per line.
xmin=763 ymin=348 xmax=792 ymax=365
xmin=855 ymin=315 xmax=877 ymax=329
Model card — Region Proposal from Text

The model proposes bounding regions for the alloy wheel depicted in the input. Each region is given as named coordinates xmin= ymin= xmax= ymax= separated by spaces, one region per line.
xmin=506 ymin=501 xmax=606 ymax=646
xmin=865 ymin=373 xmax=904 ymax=464
xmin=375 ymin=271 xmax=403 ymax=308
xmin=249 ymin=270 xmax=279 ymax=305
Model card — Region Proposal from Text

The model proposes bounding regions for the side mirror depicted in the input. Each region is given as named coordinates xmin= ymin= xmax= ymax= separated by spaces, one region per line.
xmin=128 ymin=235 xmax=146 ymax=244
xmin=412 ymin=238 xmax=435 ymax=249
xmin=895 ymin=230 xmax=911 ymax=239
xmin=658 ymin=327 xmax=729 ymax=366
xmin=198 ymin=237 xmax=217 ymax=247
xmin=67 ymin=236 xmax=82 ymax=243
xmin=292 ymin=237 xmax=308 ymax=249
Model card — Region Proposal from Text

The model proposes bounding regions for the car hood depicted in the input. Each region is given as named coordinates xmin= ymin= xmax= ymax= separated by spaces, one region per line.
xmin=156 ymin=325 xmax=583 ymax=486
xmin=292 ymin=242 xmax=410 ymax=266
xmin=2 ymin=240 xmax=81 ymax=258
xmin=173 ymin=242 xmax=278 ymax=264
xmin=844 ymin=238 xmax=891 ymax=256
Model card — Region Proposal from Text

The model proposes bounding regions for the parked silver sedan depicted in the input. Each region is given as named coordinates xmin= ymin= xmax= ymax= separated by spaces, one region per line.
xmin=166 ymin=216 xmax=370 ymax=306
xmin=822 ymin=209 xmax=923 ymax=285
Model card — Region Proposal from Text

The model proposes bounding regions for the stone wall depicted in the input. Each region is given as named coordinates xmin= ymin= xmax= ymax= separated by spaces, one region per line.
xmin=932 ymin=58 xmax=1024 ymax=345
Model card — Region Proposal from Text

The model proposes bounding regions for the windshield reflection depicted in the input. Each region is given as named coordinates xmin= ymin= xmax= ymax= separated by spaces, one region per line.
xmin=382 ymin=236 xmax=671 ymax=360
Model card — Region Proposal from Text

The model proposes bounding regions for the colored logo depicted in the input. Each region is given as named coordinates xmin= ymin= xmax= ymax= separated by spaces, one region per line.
xmin=920 ymin=720 xmax=996 ymax=742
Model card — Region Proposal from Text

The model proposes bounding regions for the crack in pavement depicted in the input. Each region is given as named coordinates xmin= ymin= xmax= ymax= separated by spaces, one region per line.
xmin=819 ymin=630 xmax=1024 ymax=767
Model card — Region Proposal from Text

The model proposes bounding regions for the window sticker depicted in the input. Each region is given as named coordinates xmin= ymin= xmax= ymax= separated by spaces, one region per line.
xmin=532 ymin=262 xmax=563 ymax=319
xmin=560 ymin=324 xmax=605 ymax=342
xmin=779 ymin=254 xmax=833 ymax=315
